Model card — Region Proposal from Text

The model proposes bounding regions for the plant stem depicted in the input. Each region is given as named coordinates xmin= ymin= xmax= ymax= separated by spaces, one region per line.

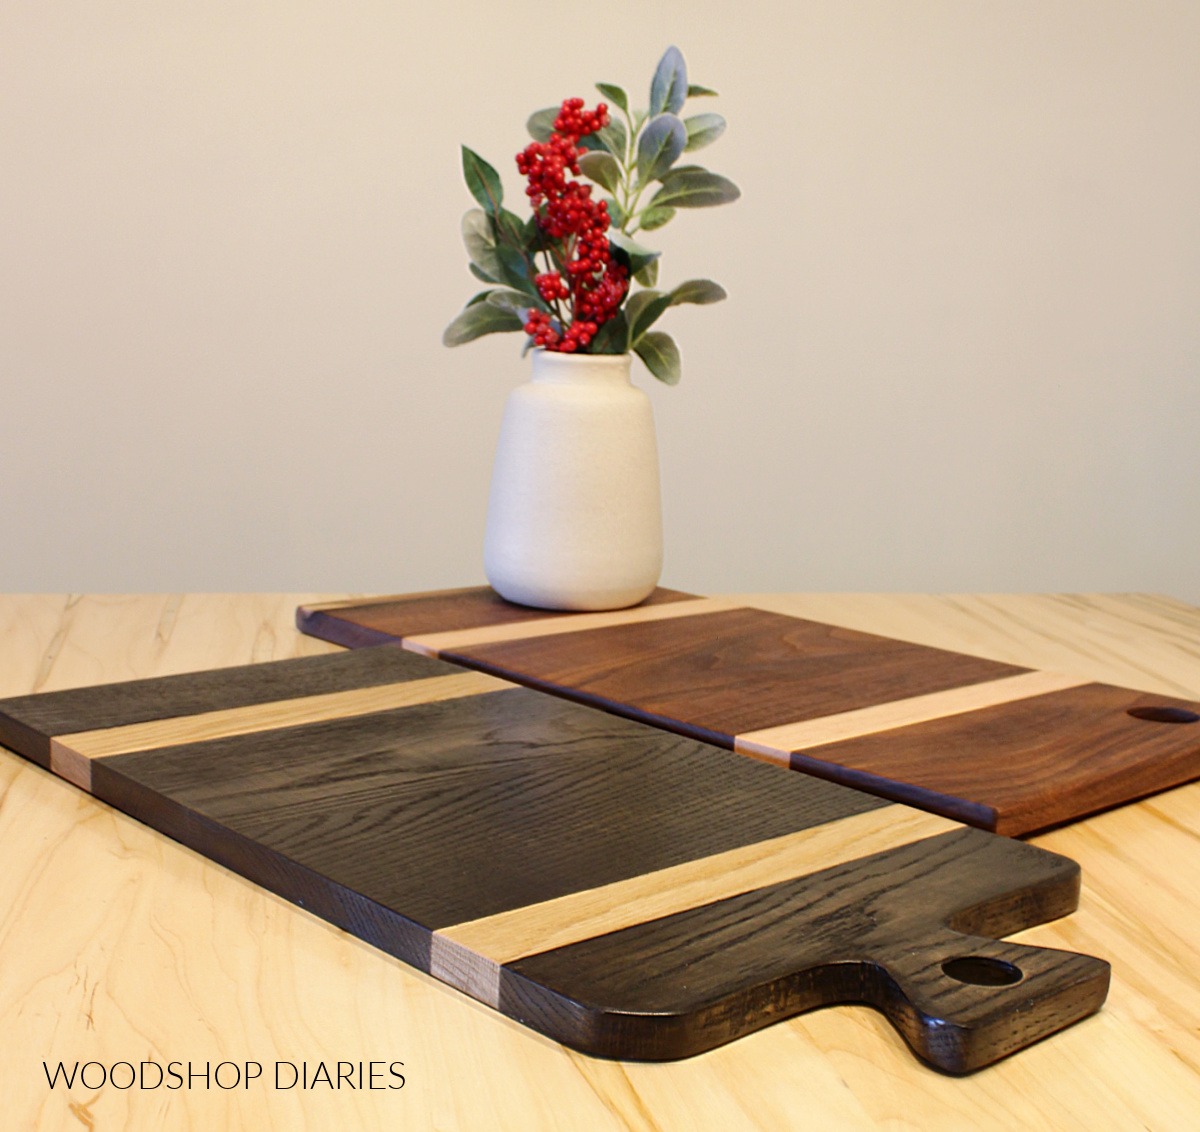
xmin=615 ymin=105 xmax=643 ymax=235
xmin=621 ymin=179 xmax=651 ymax=237
xmin=540 ymin=239 xmax=567 ymax=326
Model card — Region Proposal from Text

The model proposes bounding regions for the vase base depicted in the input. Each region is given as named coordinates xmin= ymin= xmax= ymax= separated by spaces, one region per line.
xmin=487 ymin=577 xmax=659 ymax=613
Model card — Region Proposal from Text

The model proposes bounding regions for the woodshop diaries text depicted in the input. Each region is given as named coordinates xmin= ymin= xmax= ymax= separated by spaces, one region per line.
xmin=43 ymin=1060 xmax=406 ymax=1090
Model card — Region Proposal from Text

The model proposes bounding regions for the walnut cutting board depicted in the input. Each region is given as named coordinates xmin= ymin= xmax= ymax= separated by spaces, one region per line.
xmin=295 ymin=588 xmax=1200 ymax=836
xmin=0 ymin=645 xmax=1108 ymax=1073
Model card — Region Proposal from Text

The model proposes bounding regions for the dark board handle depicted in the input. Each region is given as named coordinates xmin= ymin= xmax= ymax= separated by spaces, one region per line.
xmin=874 ymin=927 xmax=1111 ymax=1073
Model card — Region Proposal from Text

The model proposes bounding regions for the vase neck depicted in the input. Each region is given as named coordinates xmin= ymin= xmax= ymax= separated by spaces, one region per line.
xmin=530 ymin=350 xmax=632 ymax=387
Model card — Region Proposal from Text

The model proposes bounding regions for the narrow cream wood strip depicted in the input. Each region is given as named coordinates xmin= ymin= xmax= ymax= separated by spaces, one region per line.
xmin=49 ymin=671 xmax=514 ymax=769
xmin=403 ymin=597 xmax=741 ymax=658
xmin=302 ymin=588 xmax=476 ymax=613
xmin=49 ymin=744 xmax=92 ymax=792
xmin=429 ymin=804 xmax=960 ymax=1008
xmin=733 ymin=670 xmax=1090 ymax=765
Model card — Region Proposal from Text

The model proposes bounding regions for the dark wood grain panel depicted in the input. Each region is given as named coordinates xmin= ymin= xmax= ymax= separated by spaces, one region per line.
xmin=92 ymin=688 xmax=890 ymax=929
xmin=297 ymin=586 xmax=698 ymax=649
xmin=788 ymin=684 xmax=1200 ymax=835
xmin=504 ymin=828 xmax=1109 ymax=1072
xmin=442 ymin=607 xmax=1027 ymax=743
xmin=0 ymin=646 xmax=456 ymax=766
xmin=1 ymin=646 xmax=1110 ymax=1069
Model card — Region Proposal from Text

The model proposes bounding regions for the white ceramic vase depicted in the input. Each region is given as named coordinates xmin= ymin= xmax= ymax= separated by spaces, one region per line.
xmin=483 ymin=350 xmax=663 ymax=611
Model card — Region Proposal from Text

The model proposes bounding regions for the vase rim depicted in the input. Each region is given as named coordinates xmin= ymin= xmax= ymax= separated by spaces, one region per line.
xmin=530 ymin=349 xmax=631 ymax=362
xmin=529 ymin=350 xmax=633 ymax=384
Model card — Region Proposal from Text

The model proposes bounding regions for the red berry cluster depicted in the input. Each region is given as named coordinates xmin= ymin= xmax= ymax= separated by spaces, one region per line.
xmin=516 ymin=98 xmax=628 ymax=352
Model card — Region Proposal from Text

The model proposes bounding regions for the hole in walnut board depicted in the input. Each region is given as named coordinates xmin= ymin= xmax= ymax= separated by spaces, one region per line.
xmin=1127 ymin=706 xmax=1200 ymax=724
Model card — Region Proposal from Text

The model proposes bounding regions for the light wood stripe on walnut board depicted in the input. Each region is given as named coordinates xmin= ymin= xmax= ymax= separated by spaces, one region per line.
xmin=0 ymin=647 xmax=1108 ymax=1073
xmin=296 ymin=589 xmax=1200 ymax=835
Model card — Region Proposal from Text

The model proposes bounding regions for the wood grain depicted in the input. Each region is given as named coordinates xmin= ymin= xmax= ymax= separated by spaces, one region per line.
xmin=441 ymin=606 xmax=1027 ymax=741
xmin=503 ymin=828 xmax=1108 ymax=1067
xmin=787 ymin=683 xmax=1200 ymax=834
xmin=734 ymin=669 xmax=1088 ymax=765
xmin=298 ymin=591 xmax=1200 ymax=835
xmin=429 ymin=805 xmax=959 ymax=1006
xmin=0 ymin=642 xmax=1105 ymax=1072
xmin=297 ymin=585 xmax=698 ymax=649
xmin=53 ymin=671 xmax=511 ymax=761
xmin=404 ymin=597 xmax=737 ymax=656
xmin=82 ymin=693 xmax=900 ymax=930
xmin=4 ymin=594 xmax=1200 ymax=1129
xmin=0 ymin=641 xmax=457 ymax=765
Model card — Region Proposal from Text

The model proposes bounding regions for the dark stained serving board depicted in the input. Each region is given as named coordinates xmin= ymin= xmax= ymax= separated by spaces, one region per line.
xmin=297 ymin=589 xmax=1200 ymax=835
xmin=0 ymin=646 xmax=1108 ymax=1073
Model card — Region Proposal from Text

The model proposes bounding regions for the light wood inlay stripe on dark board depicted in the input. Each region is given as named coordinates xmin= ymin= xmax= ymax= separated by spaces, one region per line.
xmin=787 ymin=683 xmax=1200 ymax=834
xmin=403 ymin=597 xmax=738 ymax=657
xmin=297 ymin=586 xmax=700 ymax=644
xmin=734 ymin=670 xmax=1089 ymax=765
xmin=48 ymin=671 xmax=514 ymax=789
xmin=437 ymin=607 xmax=1029 ymax=742
xmin=0 ymin=645 xmax=461 ymax=766
xmin=430 ymin=805 xmax=959 ymax=1006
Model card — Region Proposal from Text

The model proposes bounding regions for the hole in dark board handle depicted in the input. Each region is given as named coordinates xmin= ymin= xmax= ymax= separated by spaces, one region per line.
xmin=1127 ymin=706 xmax=1200 ymax=724
xmin=942 ymin=956 xmax=1023 ymax=986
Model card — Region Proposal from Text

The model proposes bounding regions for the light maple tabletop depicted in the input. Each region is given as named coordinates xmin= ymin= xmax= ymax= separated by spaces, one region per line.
xmin=1 ymin=592 xmax=1199 ymax=1131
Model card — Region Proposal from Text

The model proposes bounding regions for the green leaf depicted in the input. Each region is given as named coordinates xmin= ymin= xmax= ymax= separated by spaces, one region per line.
xmin=494 ymin=244 xmax=538 ymax=297
xmin=636 ymin=114 xmax=687 ymax=184
xmin=650 ymin=167 xmax=741 ymax=209
xmin=462 ymin=209 xmax=503 ymax=281
xmin=443 ymin=302 xmax=523 ymax=346
xmin=595 ymin=118 xmax=627 ymax=162
xmin=624 ymin=289 xmax=661 ymax=322
xmin=668 ymin=278 xmax=727 ymax=305
xmin=469 ymin=262 xmax=495 ymax=283
xmin=650 ymin=46 xmax=688 ymax=117
xmin=466 ymin=290 xmax=495 ymax=307
xmin=621 ymin=281 xmax=728 ymax=351
xmin=638 ymin=204 xmax=675 ymax=231
xmin=486 ymin=288 xmax=539 ymax=316
xmin=578 ymin=151 xmax=622 ymax=195
xmin=576 ymin=132 xmax=604 ymax=152
xmin=604 ymin=196 xmax=626 ymax=228
xmin=522 ymin=213 xmax=543 ymax=251
xmin=635 ymin=330 xmax=681 ymax=383
xmin=632 ymin=109 xmax=648 ymax=135
xmin=492 ymin=207 xmax=527 ymax=248
xmin=589 ymin=311 xmax=629 ymax=355
xmin=526 ymin=107 xmax=558 ymax=142
xmin=686 ymin=83 xmax=719 ymax=98
xmin=626 ymin=289 xmax=673 ymax=343
xmin=634 ymin=260 xmax=659 ymax=287
xmin=461 ymin=146 xmax=504 ymax=215
xmin=608 ymin=229 xmax=661 ymax=277
xmin=596 ymin=83 xmax=628 ymax=114
xmin=683 ymin=113 xmax=726 ymax=151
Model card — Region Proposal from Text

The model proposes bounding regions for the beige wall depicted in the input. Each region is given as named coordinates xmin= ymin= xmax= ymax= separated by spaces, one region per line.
xmin=2 ymin=1 xmax=1197 ymax=602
